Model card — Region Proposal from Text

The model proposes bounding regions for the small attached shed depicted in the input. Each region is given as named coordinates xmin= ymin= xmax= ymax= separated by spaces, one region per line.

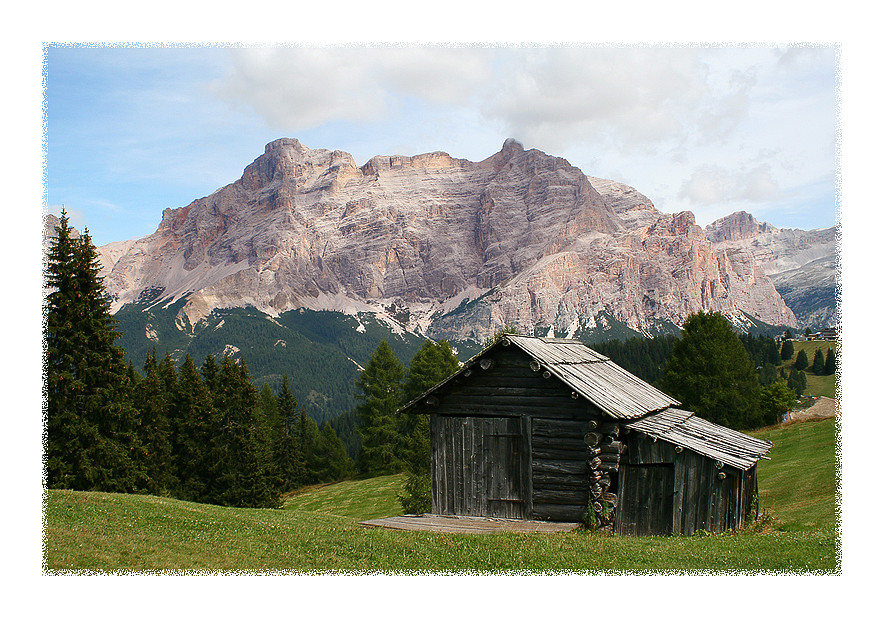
xmin=399 ymin=335 xmax=772 ymax=536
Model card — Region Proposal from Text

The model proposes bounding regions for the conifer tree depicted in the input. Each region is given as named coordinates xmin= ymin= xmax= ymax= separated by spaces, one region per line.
xmin=824 ymin=348 xmax=837 ymax=375
xmin=659 ymin=311 xmax=761 ymax=429
xmin=299 ymin=409 xmax=323 ymax=484
xmin=402 ymin=340 xmax=462 ymax=404
xmin=758 ymin=362 xmax=778 ymax=387
xmin=211 ymin=357 xmax=281 ymax=508
xmin=173 ymin=355 xmax=212 ymax=502
xmin=787 ymin=368 xmax=807 ymax=397
xmin=812 ymin=348 xmax=826 ymax=375
xmin=45 ymin=212 xmax=141 ymax=491
xmin=355 ymin=340 xmax=406 ymax=474
xmin=780 ymin=339 xmax=794 ymax=362
xmin=764 ymin=337 xmax=781 ymax=366
xmin=259 ymin=382 xmax=285 ymax=447
xmin=201 ymin=354 xmax=220 ymax=396
xmin=135 ymin=349 xmax=177 ymax=495
xmin=794 ymin=349 xmax=809 ymax=371
xmin=275 ymin=376 xmax=305 ymax=490
xmin=314 ymin=423 xmax=356 ymax=482
xmin=398 ymin=339 xmax=461 ymax=513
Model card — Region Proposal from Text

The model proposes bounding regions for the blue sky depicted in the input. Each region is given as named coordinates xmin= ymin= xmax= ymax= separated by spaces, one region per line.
xmin=44 ymin=44 xmax=839 ymax=246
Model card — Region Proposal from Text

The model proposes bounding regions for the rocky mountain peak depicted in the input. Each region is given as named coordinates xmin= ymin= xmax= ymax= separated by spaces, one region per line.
xmin=703 ymin=210 xmax=837 ymax=329
xmin=501 ymin=137 xmax=525 ymax=157
xmin=705 ymin=211 xmax=779 ymax=242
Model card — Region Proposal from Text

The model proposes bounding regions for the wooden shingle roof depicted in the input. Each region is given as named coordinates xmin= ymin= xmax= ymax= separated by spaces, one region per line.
xmin=625 ymin=407 xmax=773 ymax=471
xmin=504 ymin=336 xmax=680 ymax=420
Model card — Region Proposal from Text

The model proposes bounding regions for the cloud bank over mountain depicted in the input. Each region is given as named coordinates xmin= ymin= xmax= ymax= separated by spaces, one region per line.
xmin=45 ymin=45 xmax=837 ymax=246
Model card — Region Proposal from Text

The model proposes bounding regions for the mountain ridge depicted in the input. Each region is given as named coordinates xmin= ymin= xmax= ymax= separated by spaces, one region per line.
xmin=703 ymin=211 xmax=837 ymax=329
xmin=94 ymin=138 xmax=801 ymax=342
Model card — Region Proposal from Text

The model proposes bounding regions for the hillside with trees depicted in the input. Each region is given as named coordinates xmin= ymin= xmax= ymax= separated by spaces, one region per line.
xmin=45 ymin=211 xmax=355 ymax=506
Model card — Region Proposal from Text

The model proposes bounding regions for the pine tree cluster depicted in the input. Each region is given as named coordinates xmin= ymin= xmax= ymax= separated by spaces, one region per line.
xmin=590 ymin=335 xmax=678 ymax=386
xmin=44 ymin=212 xmax=354 ymax=507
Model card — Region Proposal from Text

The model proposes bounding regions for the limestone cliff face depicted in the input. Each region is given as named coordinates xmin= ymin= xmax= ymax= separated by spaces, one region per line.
xmin=98 ymin=139 xmax=797 ymax=340
xmin=704 ymin=211 xmax=838 ymax=329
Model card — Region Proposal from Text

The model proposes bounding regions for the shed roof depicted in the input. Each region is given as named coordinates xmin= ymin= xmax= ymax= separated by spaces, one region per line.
xmin=504 ymin=336 xmax=680 ymax=420
xmin=625 ymin=407 xmax=772 ymax=471
xmin=400 ymin=335 xmax=679 ymax=420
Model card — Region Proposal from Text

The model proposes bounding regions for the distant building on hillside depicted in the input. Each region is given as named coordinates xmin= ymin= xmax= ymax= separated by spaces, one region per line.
xmin=816 ymin=327 xmax=840 ymax=341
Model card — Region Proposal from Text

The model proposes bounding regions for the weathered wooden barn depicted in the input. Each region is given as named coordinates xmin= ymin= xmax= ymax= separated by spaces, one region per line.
xmin=399 ymin=335 xmax=772 ymax=536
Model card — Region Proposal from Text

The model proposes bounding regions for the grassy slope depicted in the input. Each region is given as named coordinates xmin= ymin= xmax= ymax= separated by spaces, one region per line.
xmin=43 ymin=419 xmax=839 ymax=573
xmin=752 ymin=417 xmax=838 ymax=531
xmin=785 ymin=340 xmax=839 ymax=399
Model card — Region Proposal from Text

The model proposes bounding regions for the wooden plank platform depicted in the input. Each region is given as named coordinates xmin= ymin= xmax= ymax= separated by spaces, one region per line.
xmin=358 ymin=514 xmax=581 ymax=534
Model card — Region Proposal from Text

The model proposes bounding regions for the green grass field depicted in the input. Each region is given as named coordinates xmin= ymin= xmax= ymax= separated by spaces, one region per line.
xmin=43 ymin=417 xmax=839 ymax=573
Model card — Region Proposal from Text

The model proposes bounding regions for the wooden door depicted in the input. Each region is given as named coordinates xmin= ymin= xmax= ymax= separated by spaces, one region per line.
xmin=483 ymin=417 xmax=529 ymax=518
xmin=616 ymin=464 xmax=675 ymax=536
xmin=431 ymin=415 xmax=529 ymax=519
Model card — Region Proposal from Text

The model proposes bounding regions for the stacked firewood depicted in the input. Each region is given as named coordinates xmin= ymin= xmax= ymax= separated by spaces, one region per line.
xmin=585 ymin=420 xmax=624 ymax=528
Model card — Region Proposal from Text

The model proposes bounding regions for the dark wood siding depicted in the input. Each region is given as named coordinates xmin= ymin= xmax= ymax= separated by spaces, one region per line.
xmin=428 ymin=345 xmax=600 ymax=523
xmin=673 ymin=451 xmax=743 ymax=535
xmin=430 ymin=415 xmax=530 ymax=519
xmin=431 ymin=347 xmax=592 ymax=420
xmin=618 ymin=431 xmax=759 ymax=535
xmin=616 ymin=463 xmax=675 ymax=536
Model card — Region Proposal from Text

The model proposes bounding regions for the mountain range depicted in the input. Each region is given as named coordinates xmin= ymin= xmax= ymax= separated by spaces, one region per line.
xmin=45 ymin=138 xmax=838 ymax=420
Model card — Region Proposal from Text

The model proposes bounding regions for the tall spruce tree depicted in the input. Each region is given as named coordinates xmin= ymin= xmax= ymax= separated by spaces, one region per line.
xmin=135 ymin=349 xmax=177 ymax=495
xmin=659 ymin=311 xmax=761 ymax=430
xmin=355 ymin=340 xmax=406 ymax=474
xmin=398 ymin=339 xmax=461 ymax=513
xmin=299 ymin=409 xmax=324 ymax=485
xmin=812 ymin=348 xmax=826 ymax=375
xmin=780 ymin=339 xmax=794 ymax=362
xmin=45 ymin=212 xmax=142 ymax=491
xmin=824 ymin=348 xmax=837 ymax=375
xmin=787 ymin=367 xmax=807 ymax=397
xmin=213 ymin=357 xmax=281 ymax=508
xmin=314 ymin=423 xmax=356 ymax=483
xmin=764 ymin=337 xmax=782 ymax=366
xmin=173 ymin=355 xmax=213 ymax=502
xmin=275 ymin=376 xmax=305 ymax=490
xmin=794 ymin=349 xmax=809 ymax=371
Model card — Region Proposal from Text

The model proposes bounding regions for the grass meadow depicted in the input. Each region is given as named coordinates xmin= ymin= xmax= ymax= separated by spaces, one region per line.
xmin=43 ymin=417 xmax=839 ymax=573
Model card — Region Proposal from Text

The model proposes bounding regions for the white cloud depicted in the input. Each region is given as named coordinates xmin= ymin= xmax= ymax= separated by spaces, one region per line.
xmin=483 ymin=47 xmax=708 ymax=152
xmin=212 ymin=47 xmax=496 ymax=132
xmin=53 ymin=44 xmax=833 ymax=237
xmin=679 ymin=163 xmax=782 ymax=206
xmin=210 ymin=46 xmax=832 ymax=164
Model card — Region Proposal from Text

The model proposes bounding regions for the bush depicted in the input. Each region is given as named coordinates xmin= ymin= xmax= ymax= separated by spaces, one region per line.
xmin=398 ymin=472 xmax=431 ymax=514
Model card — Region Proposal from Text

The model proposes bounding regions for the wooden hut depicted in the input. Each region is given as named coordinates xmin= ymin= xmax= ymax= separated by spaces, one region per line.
xmin=399 ymin=335 xmax=772 ymax=536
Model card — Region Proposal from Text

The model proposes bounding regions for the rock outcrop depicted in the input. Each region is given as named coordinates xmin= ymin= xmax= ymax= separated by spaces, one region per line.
xmin=704 ymin=212 xmax=837 ymax=329
xmin=97 ymin=139 xmax=798 ymax=341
